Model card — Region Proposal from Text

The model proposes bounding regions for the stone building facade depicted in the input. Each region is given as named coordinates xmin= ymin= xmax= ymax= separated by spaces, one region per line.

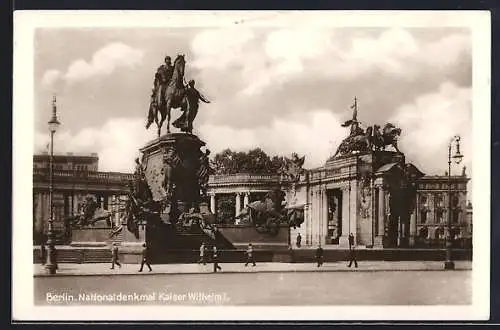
xmin=287 ymin=151 xmax=471 ymax=249
xmin=32 ymin=152 xmax=472 ymax=248
xmin=32 ymin=153 xmax=132 ymax=243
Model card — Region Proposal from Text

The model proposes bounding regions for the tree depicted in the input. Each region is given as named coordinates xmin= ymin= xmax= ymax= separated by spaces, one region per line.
xmin=211 ymin=148 xmax=288 ymax=175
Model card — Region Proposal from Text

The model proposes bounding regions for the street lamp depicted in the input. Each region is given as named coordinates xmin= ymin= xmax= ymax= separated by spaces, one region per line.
xmin=444 ymin=135 xmax=463 ymax=270
xmin=45 ymin=95 xmax=61 ymax=275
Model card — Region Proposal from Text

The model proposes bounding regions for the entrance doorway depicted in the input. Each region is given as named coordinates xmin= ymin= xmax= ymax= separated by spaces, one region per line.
xmin=326 ymin=189 xmax=342 ymax=244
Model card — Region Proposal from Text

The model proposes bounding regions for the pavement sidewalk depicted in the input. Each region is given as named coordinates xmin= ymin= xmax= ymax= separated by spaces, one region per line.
xmin=34 ymin=260 xmax=472 ymax=277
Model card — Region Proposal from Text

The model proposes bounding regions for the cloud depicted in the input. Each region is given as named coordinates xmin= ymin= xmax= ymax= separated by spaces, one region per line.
xmin=33 ymin=110 xmax=344 ymax=172
xmin=390 ymin=81 xmax=472 ymax=176
xmin=190 ymin=27 xmax=471 ymax=98
xmin=41 ymin=69 xmax=61 ymax=87
xmin=198 ymin=110 xmax=346 ymax=168
xmin=41 ymin=42 xmax=145 ymax=87
xmin=34 ymin=117 xmax=157 ymax=173
xmin=190 ymin=28 xmax=256 ymax=70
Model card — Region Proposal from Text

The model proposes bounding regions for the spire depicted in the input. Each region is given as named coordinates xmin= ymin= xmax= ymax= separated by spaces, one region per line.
xmin=340 ymin=96 xmax=360 ymax=128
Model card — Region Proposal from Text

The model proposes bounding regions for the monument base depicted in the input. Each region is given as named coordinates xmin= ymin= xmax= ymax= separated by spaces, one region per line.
xmin=339 ymin=236 xmax=350 ymax=248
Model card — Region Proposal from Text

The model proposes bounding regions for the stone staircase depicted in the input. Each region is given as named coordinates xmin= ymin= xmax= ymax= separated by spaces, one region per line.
xmin=34 ymin=246 xmax=112 ymax=264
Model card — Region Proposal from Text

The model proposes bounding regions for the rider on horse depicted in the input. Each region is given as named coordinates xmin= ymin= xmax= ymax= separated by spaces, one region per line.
xmin=146 ymin=56 xmax=174 ymax=129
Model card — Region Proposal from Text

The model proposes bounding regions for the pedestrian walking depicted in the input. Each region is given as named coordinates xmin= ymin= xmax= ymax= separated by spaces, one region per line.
xmin=315 ymin=245 xmax=324 ymax=267
xmin=347 ymin=233 xmax=358 ymax=268
xmin=110 ymin=242 xmax=121 ymax=269
xmin=40 ymin=241 xmax=47 ymax=265
xmin=245 ymin=243 xmax=256 ymax=267
xmin=138 ymin=243 xmax=152 ymax=272
xmin=296 ymin=233 xmax=302 ymax=248
xmin=198 ymin=242 xmax=206 ymax=265
xmin=212 ymin=245 xmax=222 ymax=272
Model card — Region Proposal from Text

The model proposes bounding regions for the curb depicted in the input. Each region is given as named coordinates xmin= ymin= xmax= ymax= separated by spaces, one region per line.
xmin=34 ymin=267 xmax=472 ymax=278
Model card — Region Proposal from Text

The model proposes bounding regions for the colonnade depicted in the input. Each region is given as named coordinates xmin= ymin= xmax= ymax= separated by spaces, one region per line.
xmin=209 ymin=191 xmax=252 ymax=216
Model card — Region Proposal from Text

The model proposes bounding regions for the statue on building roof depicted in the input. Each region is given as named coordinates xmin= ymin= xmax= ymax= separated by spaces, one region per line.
xmin=332 ymin=97 xmax=372 ymax=158
xmin=371 ymin=123 xmax=401 ymax=153
xmin=330 ymin=98 xmax=403 ymax=159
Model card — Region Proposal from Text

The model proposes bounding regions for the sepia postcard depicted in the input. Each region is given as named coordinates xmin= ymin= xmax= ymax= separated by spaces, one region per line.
xmin=12 ymin=10 xmax=491 ymax=321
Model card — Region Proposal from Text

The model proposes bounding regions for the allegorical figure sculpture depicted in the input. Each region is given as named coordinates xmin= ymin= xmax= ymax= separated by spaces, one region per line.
xmin=196 ymin=148 xmax=213 ymax=197
xmin=172 ymin=79 xmax=210 ymax=134
xmin=146 ymin=55 xmax=211 ymax=137
xmin=332 ymin=97 xmax=402 ymax=158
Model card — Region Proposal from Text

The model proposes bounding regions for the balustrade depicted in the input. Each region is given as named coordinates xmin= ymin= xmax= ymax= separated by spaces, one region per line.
xmin=33 ymin=168 xmax=134 ymax=185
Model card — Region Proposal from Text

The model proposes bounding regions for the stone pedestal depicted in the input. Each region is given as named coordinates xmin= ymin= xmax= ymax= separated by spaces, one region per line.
xmin=139 ymin=133 xmax=214 ymax=258
xmin=339 ymin=236 xmax=350 ymax=247
xmin=140 ymin=133 xmax=206 ymax=221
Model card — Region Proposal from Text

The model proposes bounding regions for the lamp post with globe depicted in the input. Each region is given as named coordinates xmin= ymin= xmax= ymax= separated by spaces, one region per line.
xmin=444 ymin=135 xmax=463 ymax=270
xmin=45 ymin=95 xmax=61 ymax=275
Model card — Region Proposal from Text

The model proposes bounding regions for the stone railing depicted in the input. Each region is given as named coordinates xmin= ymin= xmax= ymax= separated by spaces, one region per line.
xmin=209 ymin=173 xmax=281 ymax=185
xmin=33 ymin=168 xmax=134 ymax=185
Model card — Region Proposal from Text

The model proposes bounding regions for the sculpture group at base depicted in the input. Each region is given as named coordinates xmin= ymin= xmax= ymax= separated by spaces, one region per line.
xmin=68 ymin=195 xmax=113 ymax=229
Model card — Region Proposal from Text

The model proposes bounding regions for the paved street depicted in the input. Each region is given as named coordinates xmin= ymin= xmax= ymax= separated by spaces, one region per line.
xmin=34 ymin=260 xmax=472 ymax=277
xmin=34 ymin=262 xmax=471 ymax=306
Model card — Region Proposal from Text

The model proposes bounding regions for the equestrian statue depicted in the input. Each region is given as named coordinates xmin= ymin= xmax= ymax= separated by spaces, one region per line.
xmin=146 ymin=54 xmax=210 ymax=137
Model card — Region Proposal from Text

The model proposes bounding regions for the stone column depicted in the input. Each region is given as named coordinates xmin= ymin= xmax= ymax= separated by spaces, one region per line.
xmin=235 ymin=192 xmax=241 ymax=216
xmin=210 ymin=193 xmax=216 ymax=214
xmin=373 ymin=185 xmax=385 ymax=247
xmin=339 ymin=184 xmax=351 ymax=247
xmin=106 ymin=194 xmax=113 ymax=211
xmin=73 ymin=194 xmax=79 ymax=214
xmin=96 ymin=194 xmax=103 ymax=209
xmin=409 ymin=211 xmax=417 ymax=246
xmin=378 ymin=186 xmax=385 ymax=236
xmin=243 ymin=192 xmax=249 ymax=208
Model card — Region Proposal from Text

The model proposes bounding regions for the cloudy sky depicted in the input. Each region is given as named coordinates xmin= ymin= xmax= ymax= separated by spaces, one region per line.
xmin=34 ymin=24 xmax=472 ymax=179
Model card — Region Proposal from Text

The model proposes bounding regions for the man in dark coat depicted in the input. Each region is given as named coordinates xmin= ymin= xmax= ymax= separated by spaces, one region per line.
xmin=245 ymin=243 xmax=256 ymax=267
xmin=315 ymin=245 xmax=324 ymax=267
xmin=139 ymin=243 xmax=152 ymax=272
xmin=213 ymin=245 xmax=222 ymax=273
xmin=110 ymin=242 xmax=121 ymax=269
xmin=347 ymin=233 xmax=358 ymax=268
xmin=296 ymin=233 xmax=302 ymax=248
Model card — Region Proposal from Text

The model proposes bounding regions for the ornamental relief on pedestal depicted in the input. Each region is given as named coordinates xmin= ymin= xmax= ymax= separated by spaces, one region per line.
xmin=358 ymin=175 xmax=372 ymax=219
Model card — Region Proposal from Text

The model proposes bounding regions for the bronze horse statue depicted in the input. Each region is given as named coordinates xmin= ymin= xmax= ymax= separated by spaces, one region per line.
xmin=148 ymin=55 xmax=189 ymax=137
xmin=372 ymin=123 xmax=402 ymax=152
xmin=236 ymin=190 xmax=305 ymax=235
xmin=69 ymin=195 xmax=113 ymax=228
xmin=333 ymin=126 xmax=373 ymax=157
xmin=332 ymin=123 xmax=402 ymax=158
